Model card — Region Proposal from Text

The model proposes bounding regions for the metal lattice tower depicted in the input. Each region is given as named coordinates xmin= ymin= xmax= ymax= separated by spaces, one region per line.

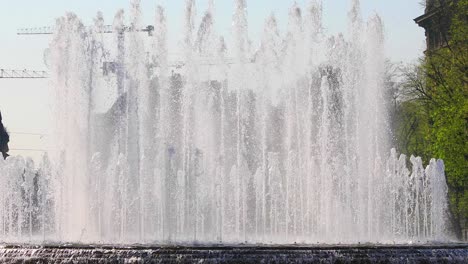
xmin=17 ymin=25 xmax=155 ymax=36
xmin=0 ymin=69 xmax=48 ymax=79
xmin=17 ymin=26 xmax=54 ymax=35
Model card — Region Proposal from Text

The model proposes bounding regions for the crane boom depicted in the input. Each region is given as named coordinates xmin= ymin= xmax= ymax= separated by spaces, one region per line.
xmin=17 ymin=25 xmax=155 ymax=36
xmin=17 ymin=27 xmax=54 ymax=35
xmin=0 ymin=69 xmax=48 ymax=79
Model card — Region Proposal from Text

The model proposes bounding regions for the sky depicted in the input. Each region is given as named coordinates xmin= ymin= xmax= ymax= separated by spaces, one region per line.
xmin=0 ymin=0 xmax=426 ymax=161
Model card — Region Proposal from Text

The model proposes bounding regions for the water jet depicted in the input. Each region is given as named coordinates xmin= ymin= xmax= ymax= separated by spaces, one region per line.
xmin=0 ymin=0 xmax=466 ymax=262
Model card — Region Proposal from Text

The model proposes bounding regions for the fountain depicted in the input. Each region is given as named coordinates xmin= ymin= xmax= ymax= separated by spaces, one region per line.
xmin=0 ymin=0 xmax=466 ymax=262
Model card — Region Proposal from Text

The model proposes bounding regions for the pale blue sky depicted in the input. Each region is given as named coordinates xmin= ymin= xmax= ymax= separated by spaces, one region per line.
xmin=0 ymin=0 xmax=426 ymax=160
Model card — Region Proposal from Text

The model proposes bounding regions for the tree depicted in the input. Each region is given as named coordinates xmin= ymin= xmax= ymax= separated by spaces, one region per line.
xmin=398 ymin=0 xmax=467 ymax=238
xmin=389 ymin=63 xmax=432 ymax=161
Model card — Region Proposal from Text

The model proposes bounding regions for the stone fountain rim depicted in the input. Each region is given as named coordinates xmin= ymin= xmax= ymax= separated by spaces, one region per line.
xmin=1 ymin=242 xmax=467 ymax=250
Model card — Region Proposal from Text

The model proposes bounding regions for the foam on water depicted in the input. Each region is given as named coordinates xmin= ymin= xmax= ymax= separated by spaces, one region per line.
xmin=0 ymin=0 xmax=451 ymax=244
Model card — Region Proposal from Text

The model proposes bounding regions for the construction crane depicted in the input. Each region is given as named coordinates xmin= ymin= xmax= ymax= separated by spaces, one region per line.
xmin=0 ymin=69 xmax=48 ymax=79
xmin=17 ymin=25 xmax=155 ymax=36
xmin=11 ymin=24 xmax=247 ymax=79
xmin=8 ymin=24 xmax=155 ymax=80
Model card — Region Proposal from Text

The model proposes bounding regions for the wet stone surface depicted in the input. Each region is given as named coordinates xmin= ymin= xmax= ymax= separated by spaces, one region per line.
xmin=0 ymin=244 xmax=467 ymax=263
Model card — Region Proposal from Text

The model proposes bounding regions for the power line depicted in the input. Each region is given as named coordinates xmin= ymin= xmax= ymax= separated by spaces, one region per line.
xmin=10 ymin=131 xmax=46 ymax=136
xmin=10 ymin=148 xmax=46 ymax=152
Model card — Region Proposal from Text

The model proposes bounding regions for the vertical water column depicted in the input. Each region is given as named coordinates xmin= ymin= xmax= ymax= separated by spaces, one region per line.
xmin=385 ymin=149 xmax=398 ymax=240
xmin=0 ymin=158 xmax=5 ymax=239
xmin=89 ymin=153 xmax=103 ymax=240
xmin=0 ymin=156 xmax=9 ymax=238
xmin=427 ymin=159 xmax=449 ymax=240
xmin=0 ymin=157 xmax=27 ymax=240
xmin=37 ymin=154 xmax=55 ymax=241
xmin=317 ymin=72 xmax=331 ymax=239
xmin=216 ymin=36 xmax=229 ymax=242
xmin=254 ymin=14 xmax=282 ymax=241
xmin=194 ymin=5 xmax=221 ymax=241
xmin=86 ymin=12 xmax=103 ymax=163
xmin=87 ymin=12 xmax=106 ymax=241
xmin=339 ymin=1 xmax=361 ymax=240
xmin=328 ymin=34 xmax=354 ymax=240
xmin=384 ymin=150 xmax=449 ymax=242
xmin=231 ymin=0 xmax=251 ymax=242
xmin=127 ymin=0 xmax=149 ymax=240
xmin=385 ymin=149 xmax=408 ymax=241
xmin=411 ymin=156 xmax=425 ymax=238
xmin=149 ymin=4 xmax=168 ymax=241
xmin=109 ymin=9 xmax=130 ymax=243
xmin=303 ymin=0 xmax=324 ymax=240
xmin=178 ymin=0 xmax=196 ymax=242
xmin=283 ymin=4 xmax=304 ymax=241
xmin=113 ymin=10 xmax=128 ymax=157
xmin=347 ymin=0 xmax=367 ymax=239
xmin=50 ymin=14 xmax=93 ymax=241
xmin=348 ymin=0 xmax=388 ymax=239
xmin=397 ymin=153 xmax=411 ymax=240
xmin=364 ymin=14 xmax=387 ymax=240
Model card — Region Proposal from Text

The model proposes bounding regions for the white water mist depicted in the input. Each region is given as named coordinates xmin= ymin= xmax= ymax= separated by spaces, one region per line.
xmin=0 ymin=0 xmax=451 ymax=244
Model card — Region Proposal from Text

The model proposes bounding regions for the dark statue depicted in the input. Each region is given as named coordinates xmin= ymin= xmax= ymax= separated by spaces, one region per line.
xmin=0 ymin=111 xmax=10 ymax=159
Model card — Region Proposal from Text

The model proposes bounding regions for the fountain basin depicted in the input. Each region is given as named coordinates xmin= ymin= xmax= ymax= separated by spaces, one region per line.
xmin=1 ymin=243 xmax=467 ymax=263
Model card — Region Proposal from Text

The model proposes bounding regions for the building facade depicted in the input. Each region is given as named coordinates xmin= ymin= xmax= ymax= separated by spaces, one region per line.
xmin=414 ymin=0 xmax=453 ymax=51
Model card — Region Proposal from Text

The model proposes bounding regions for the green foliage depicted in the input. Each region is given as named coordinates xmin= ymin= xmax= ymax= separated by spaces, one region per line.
xmin=395 ymin=0 xmax=467 ymax=235
xmin=424 ymin=0 xmax=468 ymax=230
xmin=394 ymin=100 xmax=431 ymax=160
